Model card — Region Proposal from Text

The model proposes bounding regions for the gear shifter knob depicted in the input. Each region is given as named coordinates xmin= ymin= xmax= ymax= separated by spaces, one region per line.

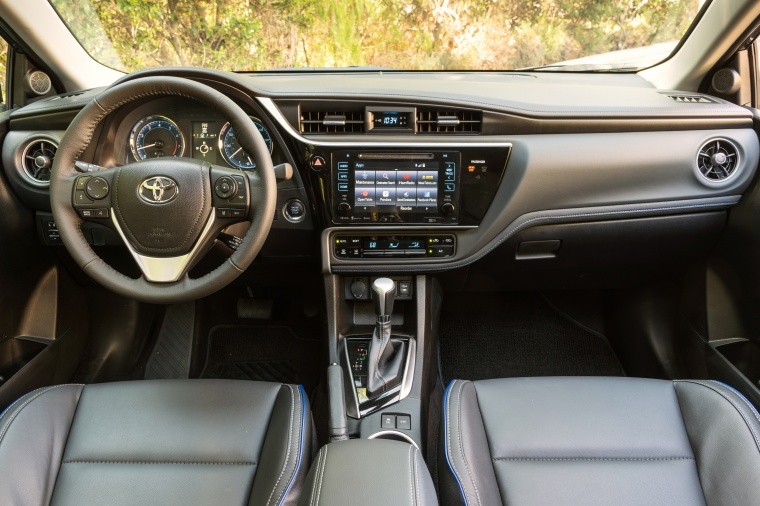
xmin=372 ymin=278 xmax=396 ymax=320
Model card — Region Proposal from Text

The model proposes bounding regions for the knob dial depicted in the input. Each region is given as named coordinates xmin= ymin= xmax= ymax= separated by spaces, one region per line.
xmin=337 ymin=202 xmax=352 ymax=216
xmin=440 ymin=203 xmax=455 ymax=217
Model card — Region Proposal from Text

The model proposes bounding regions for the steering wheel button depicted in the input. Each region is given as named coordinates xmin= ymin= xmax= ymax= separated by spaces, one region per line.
xmin=94 ymin=208 xmax=110 ymax=219
xmin=74 ymin=190 xmax=93 ymax=205
xmin=75 ymin=176 xmax=90 ymax=191
xmin=231 ymin=209 xmax=245 ymax=218
xmin=220 ymin=182 xmax=231 ymax=193
xmin=85 ymin=177 xmax=110 ymax=200
xmin=80 ymin=209 xmax=94 ymax=218
xmin=219 ymin=208 xmax=230 ymax=217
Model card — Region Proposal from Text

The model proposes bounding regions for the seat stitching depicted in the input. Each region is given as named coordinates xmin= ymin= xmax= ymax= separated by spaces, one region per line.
xmin=413 ymin=447 xmax=421 ymax=506
xmin=709 ymin=381 xmax=760 ymax=424
xmin=446 ymin=381 xmax=468 ymax=505
xmin=63 ymin=460 xmax=256 ymax=465
xmin=455 ymin=380 xmax=481 ymax=506
xmin=0 ymin=384 xmax=83 ymax=448
xmin=314 ymin=444 xmax=328 ymax=506
xmin=408 ymin=445 xmax=414 ymax=506
xmin=492 ymin=457 xmax=695 ymax=461
xmin=275 ymin=385 xmax=305 ymax=506
xmin=674 ymin=380 xmax=760 ymax=454
xmin=265 ymin=384 xmax=295 ymax=506
xmin=309 ymin=448 xmax=326 ymax=506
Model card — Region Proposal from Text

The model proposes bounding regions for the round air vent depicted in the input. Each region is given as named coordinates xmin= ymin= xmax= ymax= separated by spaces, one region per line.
xmin=22 ymin=139 xmax=57 ymax=186
xmin=696 ymin=139 xmax=739 ymax=186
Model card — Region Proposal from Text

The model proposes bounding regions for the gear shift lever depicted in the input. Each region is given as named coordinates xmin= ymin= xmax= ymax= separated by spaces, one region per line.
xmin=366 ymin=278 xmax=405 ymax=399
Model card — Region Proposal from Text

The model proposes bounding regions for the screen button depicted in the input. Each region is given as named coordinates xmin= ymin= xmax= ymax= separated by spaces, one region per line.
xmin=445 ymin=183 xmax=456 ymax=192
xmin=397 ymin=171 xmax=417 ymax=186
xmin=338 ymin=161 xmax=349 ymax=171
xmin=417 ymin=188 xmax=437 ymax=205
xmin=396 ymin=187 xmax=417 ymax=205
xmin=417 ymin=171 xmax=438 ymax=186
xmin=375 ymin=171 xmax=396 ymax=185
xmin=355 ymin=170 xmax=375 ymax=185
xmin=337 ymin=173 xmax=349 ymax=181
xmin=338 ymin=183 xmax=349 ymax=192
xmin=354 ymin=186 xmax=375 ymax=204
xmin=377 ymin=187 xmax=396 ymax=205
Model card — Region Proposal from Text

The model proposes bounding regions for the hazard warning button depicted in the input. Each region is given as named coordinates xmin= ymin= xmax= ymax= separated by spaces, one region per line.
xmin=310 ymin=155 xmax=326 ymax=171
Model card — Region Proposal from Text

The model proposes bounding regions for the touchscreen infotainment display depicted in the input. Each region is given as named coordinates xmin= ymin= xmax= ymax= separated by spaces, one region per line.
xmin=332 ymin=150 xmax=460 ymax=224
xmin=353 ymin=161 xmax=440 ymax=213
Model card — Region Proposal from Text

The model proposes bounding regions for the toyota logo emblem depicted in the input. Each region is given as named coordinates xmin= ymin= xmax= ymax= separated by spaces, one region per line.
xmin=138 ymin=176 xmax=179 ymax=204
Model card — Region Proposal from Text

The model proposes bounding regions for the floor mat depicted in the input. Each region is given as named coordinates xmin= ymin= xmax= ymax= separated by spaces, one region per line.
xmin=439 ymin=292 xmax=624 ymax=383
xmin=200 ymin=325 xmax=321 ymax=392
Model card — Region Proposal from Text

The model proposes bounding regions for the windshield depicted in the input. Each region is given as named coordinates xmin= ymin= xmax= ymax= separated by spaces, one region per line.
xmin=49 ymin=0 xmax=705 ymax=73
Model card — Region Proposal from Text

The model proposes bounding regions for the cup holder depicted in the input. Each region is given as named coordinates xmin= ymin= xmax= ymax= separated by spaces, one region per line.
xmin=368 ymin=430 xmax=418 ymax=448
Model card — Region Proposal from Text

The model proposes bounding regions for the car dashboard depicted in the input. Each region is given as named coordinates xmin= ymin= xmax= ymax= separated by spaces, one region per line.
xmin=2 ymin=67 xmax=758 ymax=286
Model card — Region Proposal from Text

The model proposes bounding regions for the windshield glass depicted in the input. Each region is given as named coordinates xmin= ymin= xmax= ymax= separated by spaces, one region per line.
xmin=49 ymin=0 xmax=705 ymax=72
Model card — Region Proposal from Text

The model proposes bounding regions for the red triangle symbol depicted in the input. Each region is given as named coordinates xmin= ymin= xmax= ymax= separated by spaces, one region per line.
xmin=314 ymin=158 xmax=323 ymax=166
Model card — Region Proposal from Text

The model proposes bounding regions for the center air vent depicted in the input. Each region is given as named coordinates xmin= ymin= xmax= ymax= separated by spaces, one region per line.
xmin=416 ymin=108 xmax=481 ymax=133
xmin=696 ymin=139 xmax=739 ymax=185
xmin=300 ymin=110 xmax=364 ymax=134
xmin=22 ymin=139 xmax=57 ymax=186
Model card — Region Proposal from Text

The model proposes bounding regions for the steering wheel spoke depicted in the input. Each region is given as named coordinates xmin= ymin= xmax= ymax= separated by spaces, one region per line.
xmin=110 ymin=207 xmax=220 ymax=283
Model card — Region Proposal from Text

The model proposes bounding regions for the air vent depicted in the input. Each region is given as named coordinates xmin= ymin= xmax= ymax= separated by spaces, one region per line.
xmin=416 ymin=109 xmax=482 ymax=133
xmin=22 ymin=139 xmax=57 ymax=186
xmin=667 ymin=94 xmax=716 ymax=104
xmin=300 ymin=111 xmax=364 ymax=134
xmin=696 ymin=139 xmax=739 ymax=184
xmin=49 ymin=91 xmax=85 ymax=101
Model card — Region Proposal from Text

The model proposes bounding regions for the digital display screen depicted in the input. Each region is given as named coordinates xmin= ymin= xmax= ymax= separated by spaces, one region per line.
xmin=191 ymin=121 xmax=219 ymax=164
xmin=372 ymin=111 xmax=410 ymax=129
xmin=353 ymin=160 xmax=439 ymax=212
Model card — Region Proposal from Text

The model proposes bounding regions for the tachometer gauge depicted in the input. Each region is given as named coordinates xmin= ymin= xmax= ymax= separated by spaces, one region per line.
xmin=218 ymin=118 xmax=273 ymax=170
xmin=130 ymin=116 xmax=185 ymax=160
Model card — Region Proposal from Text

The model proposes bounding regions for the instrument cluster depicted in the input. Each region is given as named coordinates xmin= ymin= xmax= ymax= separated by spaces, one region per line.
xmin=128 ymin=114 xmax=274 ymax=170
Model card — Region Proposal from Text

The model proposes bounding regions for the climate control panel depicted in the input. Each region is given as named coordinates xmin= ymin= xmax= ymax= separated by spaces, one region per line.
xmin=334 ymin=235 xmax=455 ymax=259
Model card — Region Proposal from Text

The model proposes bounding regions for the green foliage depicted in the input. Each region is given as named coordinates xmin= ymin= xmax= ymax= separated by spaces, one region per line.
xmin=50 ymin=0 xmax=702 ymax=71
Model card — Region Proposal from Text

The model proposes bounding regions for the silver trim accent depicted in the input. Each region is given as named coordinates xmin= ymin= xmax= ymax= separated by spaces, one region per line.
xmin=368 ymin=430 xmax=419 ymax=448
xmin=258 ymin=97 xmax=513 ymax=149
xmin=110 ymin=208 xmax=218 ymax=283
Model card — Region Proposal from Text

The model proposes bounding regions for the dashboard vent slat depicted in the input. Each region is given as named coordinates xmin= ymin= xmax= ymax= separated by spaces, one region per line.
xmin=667 ymin=94 xmax=716 ymax=104
xmin=300 ymin=110 xmax=364 ymax=134
xmin=22 ymin=139 xmax=57 ymax=186
xmin=416 ymin=108 xmax=481 ymax=133
xmin=697 ymin=139 xmax=738 ymax=183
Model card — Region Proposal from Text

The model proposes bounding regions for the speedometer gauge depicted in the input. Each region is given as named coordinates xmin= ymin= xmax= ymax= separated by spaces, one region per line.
xmin=130 ymin=116 xmax=185 ymax=160
xmin=218 ymin=118 xmax=273 ymax=170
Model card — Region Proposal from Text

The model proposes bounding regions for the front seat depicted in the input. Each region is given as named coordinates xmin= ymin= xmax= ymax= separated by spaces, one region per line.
xmin=0 ymin=379 xmax=311 ymax=505
xmin=440 ymin=377 xmax=760 ymax=505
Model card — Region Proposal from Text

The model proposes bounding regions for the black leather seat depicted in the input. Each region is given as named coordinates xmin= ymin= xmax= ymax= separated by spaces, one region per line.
xmin=0 ymin=379 xmax=311 ymax=505
xmin=440 ymin=377 xmax=760 ymax=506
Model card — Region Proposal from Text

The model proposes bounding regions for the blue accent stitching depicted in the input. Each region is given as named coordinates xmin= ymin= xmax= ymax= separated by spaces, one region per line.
xmin=277 ymin=384 xmax=307 ymax=506
xmin=710 ymin=381 xmax=760 ymax=424
xmin=444 ymin=380 xmax=468 ymax=506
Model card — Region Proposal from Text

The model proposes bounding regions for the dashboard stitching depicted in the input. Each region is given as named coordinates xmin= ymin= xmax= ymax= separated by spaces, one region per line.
xmin=333 ymin=200 xmax=738 ymax=273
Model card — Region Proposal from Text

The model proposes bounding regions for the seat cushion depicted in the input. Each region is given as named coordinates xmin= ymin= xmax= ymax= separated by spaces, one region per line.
xmin=0 ymin=379 xmax=311 ymax=506
xmin=440 ymin=377 xmax=760 ymax=506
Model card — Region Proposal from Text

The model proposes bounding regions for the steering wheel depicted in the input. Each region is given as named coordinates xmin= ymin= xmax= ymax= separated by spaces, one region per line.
xmin=50 ymin=76 xmax=276 ymax=304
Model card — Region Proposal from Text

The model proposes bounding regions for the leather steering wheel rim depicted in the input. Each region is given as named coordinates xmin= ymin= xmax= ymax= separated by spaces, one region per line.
xmin=50 ymin=76 xmax=276 ymax=304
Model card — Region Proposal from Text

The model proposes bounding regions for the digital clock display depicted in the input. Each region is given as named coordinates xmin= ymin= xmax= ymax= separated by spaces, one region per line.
xmin=372 ymin=111 xmax=410 ymax=129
